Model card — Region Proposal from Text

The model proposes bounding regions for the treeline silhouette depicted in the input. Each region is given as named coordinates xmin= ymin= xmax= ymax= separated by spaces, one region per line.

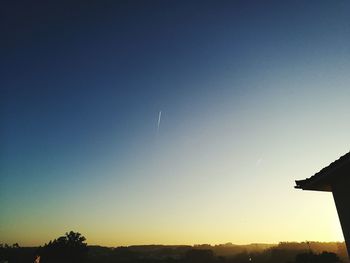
xmin=1 ymin=231 xmax=348 ymax=263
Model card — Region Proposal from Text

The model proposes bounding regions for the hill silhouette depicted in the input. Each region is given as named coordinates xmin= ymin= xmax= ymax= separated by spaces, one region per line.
xmin=1 ymin=231 xmax=348 ymax=263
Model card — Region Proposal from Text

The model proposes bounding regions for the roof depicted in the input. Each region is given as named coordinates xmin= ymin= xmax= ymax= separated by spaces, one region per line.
xmin=295 ymin=152 xmax=350 ymax=192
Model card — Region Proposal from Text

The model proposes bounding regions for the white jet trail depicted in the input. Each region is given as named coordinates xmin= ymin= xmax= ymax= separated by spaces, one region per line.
xmin=157 ymin=110 xmax=162 ymax=133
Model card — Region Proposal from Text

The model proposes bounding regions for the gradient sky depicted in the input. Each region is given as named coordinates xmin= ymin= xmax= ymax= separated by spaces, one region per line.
xmin=1 ymin=0 xmax=350 ymax=246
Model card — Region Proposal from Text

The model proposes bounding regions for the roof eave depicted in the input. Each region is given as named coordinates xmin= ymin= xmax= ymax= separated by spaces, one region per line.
xmin=295 ymin=179 xmax=332 ymax=192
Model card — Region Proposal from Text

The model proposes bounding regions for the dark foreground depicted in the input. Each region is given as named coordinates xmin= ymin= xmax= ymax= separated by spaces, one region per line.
xmin=1 ymin=232 xmax=348 ymax=263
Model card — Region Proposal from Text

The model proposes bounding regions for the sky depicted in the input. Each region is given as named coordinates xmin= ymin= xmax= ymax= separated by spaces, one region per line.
xmin=1 ymin=0 xmax=350 ymax=246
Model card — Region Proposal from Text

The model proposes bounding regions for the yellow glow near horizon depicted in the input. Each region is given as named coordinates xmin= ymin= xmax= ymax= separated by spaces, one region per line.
xmin=2 ymin=190 xmax=343 ymax=247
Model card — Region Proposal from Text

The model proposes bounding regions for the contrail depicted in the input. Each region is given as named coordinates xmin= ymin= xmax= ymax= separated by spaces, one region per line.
xmin=157 ymin=110 xmax=162 ymax=133
xmin=256 ymin=157 xmax=263 ymax=166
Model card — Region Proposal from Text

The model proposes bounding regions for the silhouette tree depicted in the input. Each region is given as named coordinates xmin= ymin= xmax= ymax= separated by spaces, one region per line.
xmin=40 ymin=231 xmax=88 ymax=263
xmin=185 ymin=249 xmax=214 ymax=263
xmin=295 ymin=251 xmax=341 ymax=263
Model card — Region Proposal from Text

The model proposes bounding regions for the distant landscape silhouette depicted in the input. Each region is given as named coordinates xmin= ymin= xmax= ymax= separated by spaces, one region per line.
xmin=0 ymin=231 xmax=347 ymax=263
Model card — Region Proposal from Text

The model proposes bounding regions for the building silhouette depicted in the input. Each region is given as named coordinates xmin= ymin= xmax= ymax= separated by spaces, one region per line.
xmin=295 ymin=152 xmax=350 ymax=257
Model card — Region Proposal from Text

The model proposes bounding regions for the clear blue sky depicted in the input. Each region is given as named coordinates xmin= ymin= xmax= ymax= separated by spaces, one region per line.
xmin=1 ymin=0 xmax=350 ymax=246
